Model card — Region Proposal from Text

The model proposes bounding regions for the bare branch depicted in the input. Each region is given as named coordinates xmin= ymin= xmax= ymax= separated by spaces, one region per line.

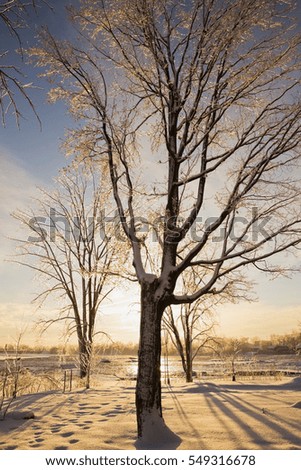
xmin=0 ymin=0 xmax=51 ymax=126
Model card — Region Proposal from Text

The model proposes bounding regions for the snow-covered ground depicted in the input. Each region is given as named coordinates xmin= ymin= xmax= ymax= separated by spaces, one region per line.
xmin=1 ymin=377 xmax=301 ymax=450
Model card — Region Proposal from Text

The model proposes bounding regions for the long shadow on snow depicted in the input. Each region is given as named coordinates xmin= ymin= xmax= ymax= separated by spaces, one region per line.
xmin=182 ymin=377 xmax=301 ymax=394
xmin=183 ymin=380 xmax=301 ymax=449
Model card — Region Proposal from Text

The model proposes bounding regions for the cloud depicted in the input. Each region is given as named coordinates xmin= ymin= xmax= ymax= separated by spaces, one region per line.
xmin=0 ymin=149 xmax=46 ymax=305
xmin=0 ymin=149 xmax=42 ymax=242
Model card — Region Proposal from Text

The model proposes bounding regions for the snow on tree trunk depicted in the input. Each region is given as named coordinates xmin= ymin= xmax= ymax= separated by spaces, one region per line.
xmin=135 ymin=277 xmax=181 ymax=449
xmin=136 ymin=277 xmax=164 ymax=439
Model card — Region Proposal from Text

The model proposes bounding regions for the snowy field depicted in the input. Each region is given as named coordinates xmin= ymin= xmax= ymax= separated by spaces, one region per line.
xmin=1 ymin=376 xmax=301 ymax=450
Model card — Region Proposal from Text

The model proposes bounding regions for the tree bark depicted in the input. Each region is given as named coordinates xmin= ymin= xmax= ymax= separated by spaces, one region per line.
xmin=185 ymin=317 xmax=194 ymax=383
xmin=136 ymin=277 xmax=165 ymax=439
xmin=185 ymin=351 xmax=193 ymax=383
xmin=78 ymin=339 xmax=92 ymax=384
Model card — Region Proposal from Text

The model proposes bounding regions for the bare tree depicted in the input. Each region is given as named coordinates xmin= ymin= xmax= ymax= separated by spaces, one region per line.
xmin=164 ymin=303 xmax=215 ymax=383
xmin=30 ymin=0 xmax=301 ymax=442
xmin=163 ymin=270 xmax=217 ymax=383
xmin=164 ymin=268 xmax=254 ymax=382
xmin=13 ymin=164 xmax=119 ymax=384
xmin=0 ymin=332 xmax=24 ymax=420
xmin=216 ymin=338 xmax=243 ymax=382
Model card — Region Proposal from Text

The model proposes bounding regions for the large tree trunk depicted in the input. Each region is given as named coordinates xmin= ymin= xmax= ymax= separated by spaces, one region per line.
xmin=136 ymin=277 xmax=164 ymax=440
xmin=135 ymin=278 xmax=182 ymax=449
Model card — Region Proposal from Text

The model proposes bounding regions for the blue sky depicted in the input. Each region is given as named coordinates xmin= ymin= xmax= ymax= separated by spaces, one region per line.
xmin=0 ymin=1 xmax=300 ymax=346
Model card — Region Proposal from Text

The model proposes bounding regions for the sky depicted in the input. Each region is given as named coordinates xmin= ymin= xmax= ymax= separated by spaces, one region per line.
xmin=0 ymin=0 xmax=301 ymax=347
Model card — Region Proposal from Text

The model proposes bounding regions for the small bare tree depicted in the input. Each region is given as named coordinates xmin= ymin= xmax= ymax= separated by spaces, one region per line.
xmin=164 ymin=303 xmax=215 ymax=383
xmin=163 ymin=301 xmax=214 ymax=382
xmin=0 ymin=332 xmax=24 ymax=420
xmin=163 ymin=269 xmax=218 ymax=382
xmin=164 ymin=269 xmax=254 ymax=382
xmin=216 ymin=339 xmax=243 ymax=382
xmin=13 ymin=164 xmax=119 ymax=383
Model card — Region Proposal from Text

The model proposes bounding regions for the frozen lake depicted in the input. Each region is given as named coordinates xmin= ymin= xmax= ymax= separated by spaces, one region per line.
xmin=1 ymin=353 xmax=301 ymax=379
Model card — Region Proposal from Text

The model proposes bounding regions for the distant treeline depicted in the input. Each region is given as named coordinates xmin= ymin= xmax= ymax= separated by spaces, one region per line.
xmin=1 ymin=330 xmax=301 ymax=356
xmin=0 ymin=341 xmax=139 ymax=356
xmin=221 ymin=331 xmax=301 ymax=354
